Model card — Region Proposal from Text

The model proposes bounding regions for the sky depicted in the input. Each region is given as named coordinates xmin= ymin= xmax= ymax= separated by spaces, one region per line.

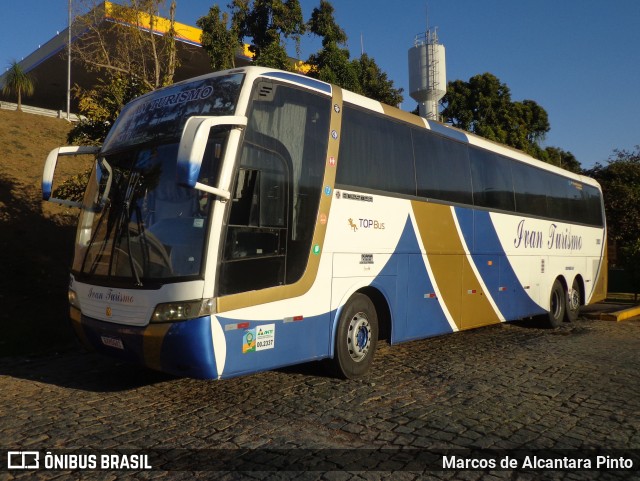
xmin=1 ymin=0 xmax=639 ymax=169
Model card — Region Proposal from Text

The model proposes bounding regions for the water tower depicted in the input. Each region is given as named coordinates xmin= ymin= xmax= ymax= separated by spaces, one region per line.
xmin=408 ymin=28 xmax=446 ymax=120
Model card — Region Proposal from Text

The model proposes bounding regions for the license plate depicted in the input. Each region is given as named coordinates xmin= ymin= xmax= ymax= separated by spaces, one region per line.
xmin=101 ymin=336 xmax=124 ymax=350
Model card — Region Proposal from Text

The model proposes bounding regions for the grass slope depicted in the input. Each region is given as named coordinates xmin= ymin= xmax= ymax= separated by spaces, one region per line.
xmin=0 ymin=109 xmax=81 ymax=356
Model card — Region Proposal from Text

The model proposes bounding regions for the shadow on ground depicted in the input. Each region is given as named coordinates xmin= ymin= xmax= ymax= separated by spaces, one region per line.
xmin=0 ymin=174 xmax=78 ymax=357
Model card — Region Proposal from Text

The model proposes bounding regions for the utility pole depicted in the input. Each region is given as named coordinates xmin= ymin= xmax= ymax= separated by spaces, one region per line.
xmin=67 ymin=0 xmax=71 ymax=121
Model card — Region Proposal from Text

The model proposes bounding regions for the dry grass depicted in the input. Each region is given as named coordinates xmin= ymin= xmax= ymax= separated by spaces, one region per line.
xmin=0 ymin=109 xmax=84 ymax=356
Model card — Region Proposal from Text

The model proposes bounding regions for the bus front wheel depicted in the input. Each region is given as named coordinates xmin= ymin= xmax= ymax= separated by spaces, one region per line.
xmin=334 ymin=293 xmax=379 ymax=379
xmin=547 ymin=279 xmax=566 ymax=328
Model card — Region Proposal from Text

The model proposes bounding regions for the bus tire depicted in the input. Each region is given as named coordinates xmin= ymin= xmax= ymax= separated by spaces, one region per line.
xmin=334 ymin=293 xmax=378 ymax=379
xmin=566 ymin=278 xmax=581 ymax=322
xmin=547 ymin=279 xmax=566 ymax=328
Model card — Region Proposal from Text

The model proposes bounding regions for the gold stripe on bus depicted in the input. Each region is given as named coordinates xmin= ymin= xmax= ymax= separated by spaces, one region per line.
xmin=381 ymin=104 xmax=426 ymax=128
xmin=590 ymin=237 xmax=608 ymax=304
xmin=411 ymin=201 xmax=501 ymax=329
xmin=143 ymin=323 xmax=172 ymax=371
xmin=217 ymin=86 xmax=344 ymax=313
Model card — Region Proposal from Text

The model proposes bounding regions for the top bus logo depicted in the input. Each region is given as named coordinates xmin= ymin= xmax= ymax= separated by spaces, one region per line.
xmin=348 ymin=218 xmax=385 ymax=231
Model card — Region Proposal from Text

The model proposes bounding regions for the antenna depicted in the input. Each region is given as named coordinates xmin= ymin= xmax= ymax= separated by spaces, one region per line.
xmin=426 ymin=1 xmax=430 ymax=32
xmin=360 ymin=33 xmax=364 ymax=56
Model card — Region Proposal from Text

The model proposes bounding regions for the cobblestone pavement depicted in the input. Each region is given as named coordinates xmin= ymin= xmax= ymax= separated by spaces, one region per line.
xmin=1 ymin=316 xmax=639 ymax=481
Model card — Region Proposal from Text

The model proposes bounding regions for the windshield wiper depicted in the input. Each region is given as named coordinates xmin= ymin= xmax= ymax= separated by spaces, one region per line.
xmin=122 ymin=171 xmax=143 ymax=287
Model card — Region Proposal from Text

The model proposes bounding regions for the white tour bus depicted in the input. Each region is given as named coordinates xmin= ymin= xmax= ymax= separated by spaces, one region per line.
xmin=43 ymin=66 xmax=607 ymax=379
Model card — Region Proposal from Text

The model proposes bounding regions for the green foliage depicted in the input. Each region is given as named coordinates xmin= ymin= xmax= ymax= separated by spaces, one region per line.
xmin=586 ymin=146 xmax=640 ymax=247
xmin=619 ymin=238 xmax=640 ymax=300
xmin=306 ymin=1 xmax=403 ymax=105
xmin=67 ymin=76 xmax=149 ymax=145
xmin=2 ymin=60 xmax=35 ymax=111
xmin=441 ymin=73 xmax=553 ymax=160
xmin=352 ymin=54 xmax=404 ymax=107
xmin=541 ymin=147 xmax=581 ymax=174
xmin=197 ymin=5 xmax=239 ymax=71
xmin=307 ymin=43 xmax=360 ymax=92
xmin=52 ymin=169 xmax=91 ymax=202
xmin=228 ymin=0 xmax=306 ymax=70
xmin=307 ymin=0 xmax=347 ymax=47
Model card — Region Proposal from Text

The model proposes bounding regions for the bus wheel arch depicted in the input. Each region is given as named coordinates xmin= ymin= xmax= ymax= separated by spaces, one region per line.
xmin=331 ymin=287 xmax=389 ymax=379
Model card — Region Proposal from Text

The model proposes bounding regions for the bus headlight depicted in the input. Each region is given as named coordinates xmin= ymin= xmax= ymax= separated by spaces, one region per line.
xmin=151 ymin=298 xmax=215 ymax=323
xmin=68 ymin=289 xmax=80 ymax=309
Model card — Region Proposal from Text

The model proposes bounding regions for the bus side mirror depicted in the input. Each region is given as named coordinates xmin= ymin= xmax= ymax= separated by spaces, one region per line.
xmin=177 ymin=115 xmax=247 ymax=200
xmin=42 ymin=146 xmax=101 ymax=207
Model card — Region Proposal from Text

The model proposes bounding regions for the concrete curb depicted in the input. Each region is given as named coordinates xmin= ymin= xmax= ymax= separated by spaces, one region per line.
xmin=599 ymin=305 xmax=640 ymax=322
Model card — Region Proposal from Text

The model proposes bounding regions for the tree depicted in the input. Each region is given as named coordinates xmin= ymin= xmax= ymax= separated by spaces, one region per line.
xmin=229 ymin=0 xmax=305 ymax=70
xmin=67 ymin=75 xmax=148 ymax=145
xmin=306 ymin=0 xmax=402 ymax=105
xmin=306 ymin=0 xmax=359 ymax=90
xmin=619 ymin=238 xmax=640 ymax=301
xmin=2 ymin=61 xmax=35 ymax=111
xmin=73 ymin=0 xmax=179 ymax=91
xmin=352 ymin=53 xmax=403 ymax=107
xmin=586 ymin=147 xmax=640 ymax=248
xmin=197 ymin=5 xmax=240 ymax=71
xmin=441 ymin=73 xmax=551 ymax=159
xmin=542 ymin=147 xmax=581 ymax=174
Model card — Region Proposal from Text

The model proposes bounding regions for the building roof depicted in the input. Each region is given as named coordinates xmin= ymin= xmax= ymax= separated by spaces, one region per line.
xmin=0 ymin=1 xmax=255 ymax=111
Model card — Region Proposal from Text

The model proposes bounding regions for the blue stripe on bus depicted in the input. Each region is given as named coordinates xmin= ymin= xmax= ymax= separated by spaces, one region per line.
xmin=216 ymin=311 xmax=333 ymax=379
xmin=377 ymin=216 xmax=454 ymax=343
xmin=42 ymin=180 xmax=52 ymax=200
xmin=454 ymin=207 xmax=545 ymax=319
xmin=76 ymin=315 xmax=218 ymax=379
xmin=160 ymin=317 xmax=218 ymax=379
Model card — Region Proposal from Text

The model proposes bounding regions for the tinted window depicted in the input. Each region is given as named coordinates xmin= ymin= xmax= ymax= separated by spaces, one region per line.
xmin=414 ymin=129 xmax=473 ymax=205
xmin=470 ymin=148 xmax=515 ymax=211
xmin=512 ymin=161 xmax=549 ymax=218
xmin=582 ymin=185 xmax=603 ymax=226
xmin=337 ymin=105 xmax=416 ymax=195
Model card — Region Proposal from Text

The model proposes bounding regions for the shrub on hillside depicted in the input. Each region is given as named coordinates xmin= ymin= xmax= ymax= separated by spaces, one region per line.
xmin=52 ymin=169 xmax=91 ymax=203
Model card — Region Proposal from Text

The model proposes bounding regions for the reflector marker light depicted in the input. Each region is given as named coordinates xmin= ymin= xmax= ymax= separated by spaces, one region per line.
xmin=225 ymin=322 xmax=250 ymax=331
xmin=467 ymin=289 xmax=477 ymax=294
xmin=284 ymin=315 xmax=304 ymax=323
xmin=424 ymin=293 xmax=438 ymax=299
xmin=498 ymin=287 xmax=507 ymax=292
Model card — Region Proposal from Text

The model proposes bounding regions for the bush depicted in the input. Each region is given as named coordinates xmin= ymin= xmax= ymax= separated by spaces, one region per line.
xmin=52 ymin=169 xmax=91 ymax=203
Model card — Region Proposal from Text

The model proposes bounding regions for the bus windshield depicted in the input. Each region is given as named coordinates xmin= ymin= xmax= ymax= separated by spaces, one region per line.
xmin=71 ymin=74 xmax=244 ymax=287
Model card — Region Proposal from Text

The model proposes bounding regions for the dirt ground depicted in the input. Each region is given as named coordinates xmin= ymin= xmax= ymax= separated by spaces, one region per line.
xmin=0 ymin=108 xmax=87 ymax=356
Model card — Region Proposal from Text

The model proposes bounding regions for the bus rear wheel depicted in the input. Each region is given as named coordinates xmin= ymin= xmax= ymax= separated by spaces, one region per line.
xmin=547 ymin=279 xmax=566 ymax=328
xmin=334 ymin=293 xmax=378 ymax=379
xmin=566 ymin=278 xmax=581 ymax=322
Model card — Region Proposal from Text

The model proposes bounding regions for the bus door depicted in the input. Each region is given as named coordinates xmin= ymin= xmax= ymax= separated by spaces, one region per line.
xmin=217 ymin=140 xmax=290 ymax=295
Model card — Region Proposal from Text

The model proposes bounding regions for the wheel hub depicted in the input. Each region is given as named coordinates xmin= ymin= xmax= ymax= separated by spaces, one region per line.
xmin=347 ymin=312 xmax=371 ymax=362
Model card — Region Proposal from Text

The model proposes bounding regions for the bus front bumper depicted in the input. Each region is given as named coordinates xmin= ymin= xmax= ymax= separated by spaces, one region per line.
xmin=70 ymin=307 xmax=218 ymax=379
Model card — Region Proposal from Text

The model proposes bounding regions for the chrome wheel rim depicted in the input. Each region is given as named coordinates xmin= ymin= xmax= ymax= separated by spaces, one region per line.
xmin=568 ymin=287 xmax=580 ymax=312
xmin=347 ymin=312 xmax=371 ymax=362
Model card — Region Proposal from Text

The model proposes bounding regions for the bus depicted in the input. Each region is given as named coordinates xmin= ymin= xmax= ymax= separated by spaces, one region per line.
xmin=42 ymin=66 xmax=607 ymax=380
